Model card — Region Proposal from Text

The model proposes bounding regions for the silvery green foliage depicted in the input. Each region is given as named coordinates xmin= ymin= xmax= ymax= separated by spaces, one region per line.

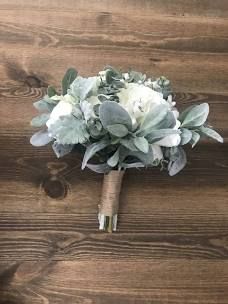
xmin=52 ymin=142 xmax=74 ymax=158
xmin=48 ymin=115 xmax=89 ymax=145
xmin=30 ymin=66 xmax=223 ymax=176
xmin=30 ymin=130 xmax=52 ymax=147
xmin=69 ymin=76 xmax=97 ymax=101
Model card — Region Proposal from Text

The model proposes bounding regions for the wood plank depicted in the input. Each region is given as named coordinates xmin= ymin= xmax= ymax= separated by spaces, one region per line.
xmin=0 ymin=0 xmax=228 ymax=17
xmin=1 ymin=260 xmax=228 ymax=304
xmin=0 ymin=142 xmax=227 ymax=213
xmin=0 ymin=211 xmax=228 ymax=261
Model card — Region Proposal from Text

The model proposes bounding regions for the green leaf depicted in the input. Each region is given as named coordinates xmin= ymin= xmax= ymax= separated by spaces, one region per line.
xmin=86 ymin=163 xmax=111 ymax=174
xmin=168 ymin=147 xmax=187 ymax=176
xmin=30 ymin=113 xmax=50 ymax=127
xmin=180 ymin=103 xmax=209 ymax=128
xmin=133 ymin=137 xmax=149 ymax=153
xmin=99 ymin=101 xmax=132 ymax=130
xmin=47 ymin=86 xmax=57 ymax=97
xmin=139 ymin=104 xmax=168 ymax=135
xmin=190 ymin=130 xmax=200 ymax=148
xmin=146 ymin=129 xmax=180 ymax=144
xmin=107 ymin=149 xmax=120 ymax=167
xmin=180 ymin=128 xmax=192 ymax=145
xmin=62 ymin=68 xmax=78 ymax=95
xmin=82 ymin=139 xmax=110 ymax=169
xmin=106 ymin=124 xmax=129 ymax=137
xmin=30 ymin=130 xmax=52 ymax=147
xmin=199 ymin=126 xmax=223 ymax=143
xmin=49 ymin=115 xmax=89 ymax=145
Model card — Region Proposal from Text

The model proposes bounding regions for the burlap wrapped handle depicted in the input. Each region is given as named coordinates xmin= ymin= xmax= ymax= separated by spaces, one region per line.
xmin=98 ymin=170 xmax=125 ymax=232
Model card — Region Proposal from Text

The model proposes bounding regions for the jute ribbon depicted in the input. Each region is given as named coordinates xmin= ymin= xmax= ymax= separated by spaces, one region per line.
xmin=100 ymin=170 xmax=125 ymax=216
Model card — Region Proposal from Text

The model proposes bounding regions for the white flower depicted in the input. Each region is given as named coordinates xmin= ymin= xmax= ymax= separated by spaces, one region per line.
xmin=117 ymin=83 xmax=167 ymax=126
xmin=46 ymin=95 xmax=74 ymax=128
xmin=117 ymin=83 xmax=181 ymax=148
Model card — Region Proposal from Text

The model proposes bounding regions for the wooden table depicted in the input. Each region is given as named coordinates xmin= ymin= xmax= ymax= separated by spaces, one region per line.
xmin=0 ymin=1 xmax=228 ymax=303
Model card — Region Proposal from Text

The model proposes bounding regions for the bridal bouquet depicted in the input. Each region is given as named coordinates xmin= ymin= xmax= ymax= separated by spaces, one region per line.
xmin=30 ymin=67 xmax=223 ymax=232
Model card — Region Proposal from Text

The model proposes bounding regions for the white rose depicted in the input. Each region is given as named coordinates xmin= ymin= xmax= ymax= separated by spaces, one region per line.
xmin=117 ymin=83 xmax=181 ymax=148
xmin=117 ymin=83 xmax=167 ymax=126
xmin=46 ymin=95 xmax=74 ymax=128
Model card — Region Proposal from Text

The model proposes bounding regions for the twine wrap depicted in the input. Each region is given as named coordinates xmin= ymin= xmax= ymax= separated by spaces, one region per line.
xmin=98 ymin=170 xmax=125 ymax=232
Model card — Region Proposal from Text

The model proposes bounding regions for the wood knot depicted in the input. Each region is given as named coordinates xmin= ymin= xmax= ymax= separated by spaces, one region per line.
xmin=42 ymin=176 xmax=67 ymax=199
xmin=25 ymin=75 xmax=43 ymax=88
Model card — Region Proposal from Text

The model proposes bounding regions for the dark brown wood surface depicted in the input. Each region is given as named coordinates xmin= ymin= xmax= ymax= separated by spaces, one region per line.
xmin=0 ymin=1 xmax=228 ymax=303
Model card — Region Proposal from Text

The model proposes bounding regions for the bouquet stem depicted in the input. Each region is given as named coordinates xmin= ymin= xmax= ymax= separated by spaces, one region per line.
xmin=98 ymin=170 xmax=125 ymax=232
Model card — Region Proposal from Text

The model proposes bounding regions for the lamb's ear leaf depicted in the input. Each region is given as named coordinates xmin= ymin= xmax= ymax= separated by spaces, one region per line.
xmin=121 ymin=162 xmax=145 ymax=169
xmin=180 ymin=128 xmax=192 ymax=145
xmin=107 ymin=149 xmax=120 ymax=167
xmin=146 ymin=129 xmax=180 ymax=144
xmin=190 ymin=130 xmax=200 ymax=148
xmin=180 ymin=103 xmax=209 ymax=128
xmin=30 ymin=130 xmax=52 ymax=147
xmin=133 ymin=137 xmax=149 ymax=153
xmin=86 ymin=163 xmax=111 ymax=174
xmin=99 ymin=101 xmax=132 ymax=130
xmin=30 ymin=113 xmax=50 ymax=128
xmin=199 ymin=126 xmax=223 ymax=143
xmin=106 ymin=124 xmax=129 ymax=137
xmin=139 ymin=104 xmax=168 ymax=135
xmin=62 ymin=68 xmax=78 ymax=95
xmin=168 ymin=147 xmax=187 ymax=176
xmin=82 ymin=139 xmax=110 ymax=169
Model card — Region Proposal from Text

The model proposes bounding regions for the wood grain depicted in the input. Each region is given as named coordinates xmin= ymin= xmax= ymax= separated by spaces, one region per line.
xmin=0 ymin=0 xmax=228 ymax=303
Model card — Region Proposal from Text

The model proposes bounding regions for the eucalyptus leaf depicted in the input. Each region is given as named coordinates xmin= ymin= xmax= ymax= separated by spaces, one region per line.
xmin=180 ymin=128 xmax=192 ymax=145
xmin=52 ymin=142 xmax=73 ymax=158
xmin=30 ymin=129 xmax=52 ymax=147
xmin=146 ymin=129 xmax=180 ymax=144
xmin=107 ymin=149 xmax=120 ymax=167
xmin=107 ymin=124 xmax=129 ymax=137
xmin=86 ymin=163 xmax=111 ymax=174
xmin=133 ymin=137 xmax=149 ymax=153
xmin=199 ymin=126 xmax=223 ymax=143
xmin=180 ymin=103 xmax=209 ymax=128
xmin=168 ymin=147 xmax=187 ymax=176
xmin=190 ymin=130 xmax=200 ymax=148
xmin=82 ymin=139 xmax=110 ymax=169
xmin=48 ymin=115 xmax=89 ymax=145
xmin=99 ymin=101 xmax=132 ymax=130
xmin=31 ymin=113 xmax=50 ymax=128
xmin=62 ymin=68 xmax=78 ymax=95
